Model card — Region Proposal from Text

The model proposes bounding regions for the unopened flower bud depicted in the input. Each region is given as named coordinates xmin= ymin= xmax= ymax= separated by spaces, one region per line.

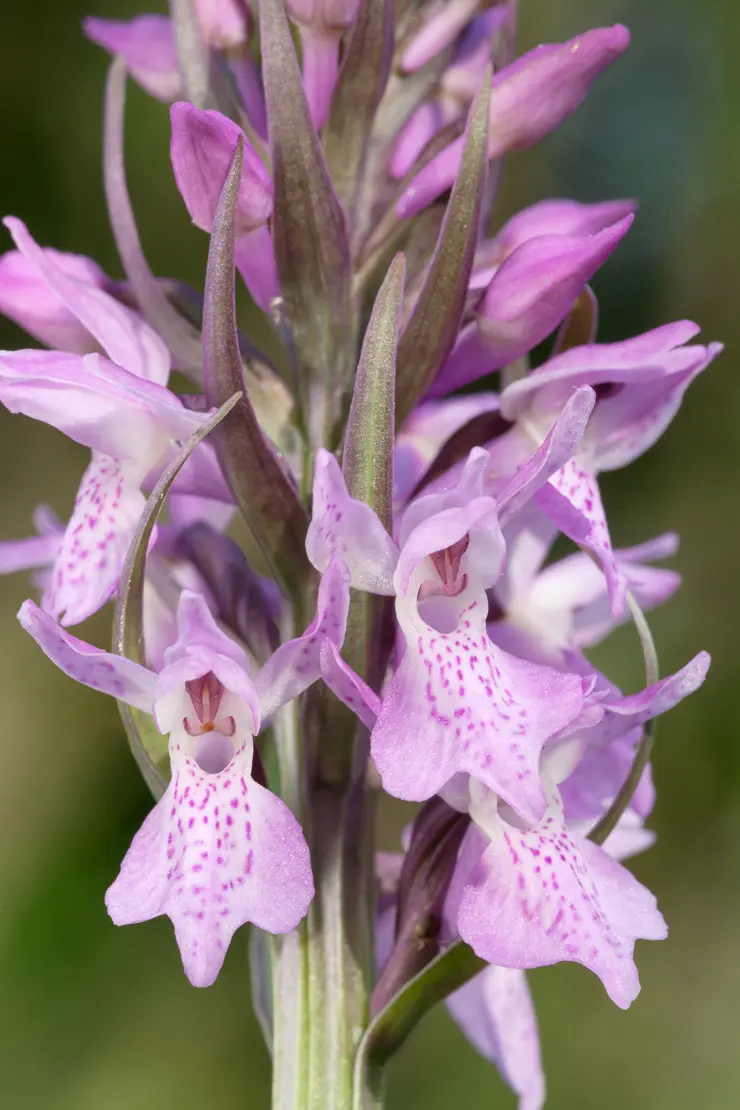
xmin=398 ymin=25 xmax=631 ymax=219
xmin=195 ymin=0 xmax=251 ymax=49
xmin=170 ymin=103 xmax=273 ymax=236
xmin=431 ymin=214 xmax=633 ymax=396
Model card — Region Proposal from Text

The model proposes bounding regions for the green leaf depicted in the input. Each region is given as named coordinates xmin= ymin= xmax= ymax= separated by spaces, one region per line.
xmin=202 ymin=137 xmax=312 ymax=598
xmin=323 ymin=0 xmax=394 ymax=232
xmin=395 ymin=76 xmax=492 ymax=427
xmin=259 ymin=0 xmax=353 ymax=407
xmin=353 ymin=940 xmax=486 ymax=1108
xmin=113 ymin=393 xmax=242 ymax=800
xmin=343 ymin=254 xmax=405 ymax=533
xmin=588 ymin=591 xmax=659 ymax=846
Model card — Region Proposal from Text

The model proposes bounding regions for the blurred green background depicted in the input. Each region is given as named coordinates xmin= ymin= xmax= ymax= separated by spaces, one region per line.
xmin=0 ymin=0 xmax=738 ymax=1107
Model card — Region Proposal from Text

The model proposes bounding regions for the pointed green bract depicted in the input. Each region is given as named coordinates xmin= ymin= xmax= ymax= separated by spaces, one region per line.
xmin=395 ymin=76 xmax=492 ymax=427
xmin=323 ymin=0 xmax=394 ymax=230
xmin=260 ymin=0 xmax=352 ymax=411
xmin=353 ymin=940 xmax=487 ymax=1108
xmin=201 ymin=138 xmax=312 ymax=597
xmin=343 ymin=254 xmax=405 ymax=533
xmin=113 ymin=393 xmax=241 ymax=799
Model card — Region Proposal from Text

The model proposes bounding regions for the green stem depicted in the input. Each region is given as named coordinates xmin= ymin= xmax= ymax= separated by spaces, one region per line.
xmin=271 ymin=697 xmax=311 ymax=1110
xmin=272 ymin=607 xmax=373 ymax=1109
xmin=304 ymin=776 xmax=371 ymax=1109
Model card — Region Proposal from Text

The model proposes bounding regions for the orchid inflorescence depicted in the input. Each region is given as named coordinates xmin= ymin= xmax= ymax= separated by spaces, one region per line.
xmin=0 ymin=2 xmax=718 ymax=1108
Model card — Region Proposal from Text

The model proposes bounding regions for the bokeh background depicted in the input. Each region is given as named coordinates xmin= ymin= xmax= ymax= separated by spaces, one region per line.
xmin=0 ymin=0 xmax=738 ymax=1107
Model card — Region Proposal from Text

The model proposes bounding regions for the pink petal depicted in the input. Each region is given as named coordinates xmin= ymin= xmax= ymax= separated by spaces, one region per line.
xmin=488 ymin=198 xmax=637 ymax=263
xmin=536 ymin=459 xmax=625 ymax=616
xmin=530 ymin=533 xmax=682 ymax=651
xmin=586 ymin=343 xmax=722 ymax=471
xmin=0 ymin=530 xmax=62 ymax=575
xmin=195 ymin=0 xmax=250 ymax=49
xmin=18 ymin=598 xmax=157 ymax=709
xmin=170 ymin=104 xmax=273 ymax=237
xmin=43 ymin=453 xmax=149 ymax=625
xmin=390 ymin=98 xmax=460 ymax=180
xmin=595 ymin=652 xmax=711 ymax=744
xmin=0 ymin=247 xmax=108 ymax=353
xmin=306 ymin=450 xmax=399 ymax=594
xmin=447 ymin=966 xmax=545 ymax=1110
xmin=400 ymin=0 xmax=485 ymax=72
xmin=4 ymin=218 xmax=170 ymax=385
xmin=0 ymin=350 xmax=207 ymax=460
xmin=398 ymin=27 xmax=631 ymax=218
xmin=300 ymin=28 xmax=341 ymax=131
xmin=399 ymin=446 xmax=498 ymax=544
xmin=395 ymin=392 xmax=500 ymax=505
xmin=106 ymin=743 xmax=314 ymax=987
xmin=433 ymin=218 xmax=633 ymax=394
xmin=427 ymin=323 xmax=495 ymax=400
xmin=84 ymin=15 xmax=181 ymax=102
xmin=320 ymin=640 xmax=380 ymax=728
xmin=255 ymin=558 xmax=351 ymax=721
xmin=499 ymin=321 xmax=704 ymax=422
xmin=597 ymin=810 xmax=657 ymax=862
xmin=560 ymin=723 xmax=655 ymax=823
xmin=456 ymin=786 xmax=666 ymax=1008
xmin=497 ymin=387 xmax=596 ymax=527
xmin=371 ymin=581 xmax=587 ymax=821
xmin=235 ymin=224 xmax=280 ymax=311
xmin=153 ymin=593 xmax=261 ymax=732
xmin=396 ymin=491 xmax=504 ymax=595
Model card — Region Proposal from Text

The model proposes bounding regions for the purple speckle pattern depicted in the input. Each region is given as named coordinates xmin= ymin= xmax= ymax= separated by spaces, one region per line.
xmin=43 ymin=451 xmax=147 ymax=626
xmin=106 ymin=739 xmax=314 ymax=988
xmin=545 ymin=459 xmax=625 ymax=616
xmin=456 ymin=786 xmax=667 ymax=1009
xmin=371 ymin=586 xmax=586 ymax=822
xmin=320 ymin=640 xmax=381 ymax=728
